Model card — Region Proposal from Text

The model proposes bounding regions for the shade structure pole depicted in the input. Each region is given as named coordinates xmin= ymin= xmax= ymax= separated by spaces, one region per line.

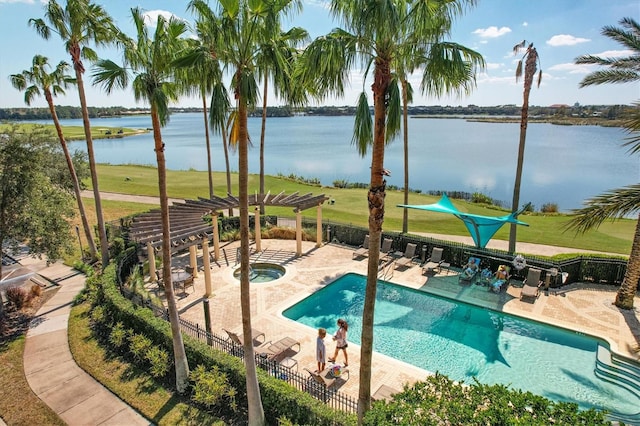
xmin=202 ymin=238 xmax=212 ymax=297
xmin=212 ymin=214 xmax=220 ymax=261
xmin=189 ymin=245 xmax=198 ymax=278
xmin=254 ymin=207 xmax=262 ymax=252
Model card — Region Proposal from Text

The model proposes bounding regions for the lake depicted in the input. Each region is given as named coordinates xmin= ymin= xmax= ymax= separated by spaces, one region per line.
xmin=36 ymin=112 xmax=638 ymax=212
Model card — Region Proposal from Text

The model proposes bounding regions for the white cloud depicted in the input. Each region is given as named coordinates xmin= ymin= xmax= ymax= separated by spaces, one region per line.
xmin=546 ymin=34 xmax=590 ymax=46
xmin=548 ymin=63 xmax=594 ymax=74
xmin=589 ymin=49 xmax=633 ymax=58
xmin=473 ymin=26 xmax=512 ymax=38
xmin=142 ymin=10 xmax=185 ymax=27
xmin=522 ymin=21 xmax=528 ymax=27
xmin=486 ymin=63 xmax=503 ymax=70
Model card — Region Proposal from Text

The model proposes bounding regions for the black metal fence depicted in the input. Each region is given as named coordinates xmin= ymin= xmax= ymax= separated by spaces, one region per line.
xmin=116 ymin=254 xmax=358 ymax=414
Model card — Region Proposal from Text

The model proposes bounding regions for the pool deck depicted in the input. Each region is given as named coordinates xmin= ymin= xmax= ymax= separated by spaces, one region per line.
xmin=155 ymin=239 xmax=640 ymax=400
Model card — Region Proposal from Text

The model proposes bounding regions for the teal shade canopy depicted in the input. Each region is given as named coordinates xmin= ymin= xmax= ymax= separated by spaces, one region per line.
xmin=398 ymin=194 xmax=529 ymax=248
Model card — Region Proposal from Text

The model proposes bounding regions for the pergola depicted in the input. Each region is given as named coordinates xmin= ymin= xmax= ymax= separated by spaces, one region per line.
xmin=129 ymin=191 xmax=329 ymax=296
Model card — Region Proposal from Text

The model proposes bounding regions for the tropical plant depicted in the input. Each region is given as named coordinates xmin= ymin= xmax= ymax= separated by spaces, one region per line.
xmin=256 ymin=25 xmax=308 ymax=214
xmin=298 ymin=0 xmax=482 ymax=420
xmin=9 ymin=54 xmax=98 ymax=261
xmin=29 ymin=0 xmax=123 ymax=266
xmin=0 ymin=125 xmax=75 ymax=317
xmin=568 ymin=18 xmax=640 ymax=309
xmin=509 ymin=41 xmax=541 ymax=254
xmin=91 ymin=7 xmax=191 ymax=392
xmin=187 ymin=1 xmax=302 ymax=423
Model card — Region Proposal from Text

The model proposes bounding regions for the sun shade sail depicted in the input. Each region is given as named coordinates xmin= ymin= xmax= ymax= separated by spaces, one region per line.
xmin=398 ymin=194 xmax=529 ymax=248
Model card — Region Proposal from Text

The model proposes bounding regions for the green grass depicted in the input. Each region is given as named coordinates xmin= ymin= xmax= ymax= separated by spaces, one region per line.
xmin=0 ymin=123 xmax=147 ymax=140
xmin=85 ymin=164 xmax=634 ymax=255
xmin=0 ymin=336 xmax=65 ymax=425
xmin=68 ymin=302 xmax=225 ymax=425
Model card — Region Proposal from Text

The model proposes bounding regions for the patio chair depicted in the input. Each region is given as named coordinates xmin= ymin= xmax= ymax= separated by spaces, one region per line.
xmin=422 ymin=247 xmax=444 ymax=275
xmin=489 ymin=265 xmax=511 ymax=293
xmin=459 ymin=257 xmax=481 ymax=284
xmin=352 ymin=235 xmax=370 ymax=259
xmin=380 ymin=238 xmax=394 ymax=263
xmin=304 ymin=366 xmax=350 ymax=389
xmin=223 ymin=328 xmax=266 ymax=346
xmin=394 ymin=243 xmax=417 ymax=269
xmin=520 ymin=268 xmax=542 ymax=301
xmin=256 ymin=336 xmax=301 ymax=360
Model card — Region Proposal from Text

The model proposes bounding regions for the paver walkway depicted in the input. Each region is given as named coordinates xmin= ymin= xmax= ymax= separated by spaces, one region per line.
xmin=20 ymin=257 xmax=150 ymax=426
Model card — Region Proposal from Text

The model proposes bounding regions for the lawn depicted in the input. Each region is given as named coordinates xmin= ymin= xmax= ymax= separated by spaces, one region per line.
xmin=84 ymin=164 xmax=634 ymax=255
xmin=0 ymin=122 xmax=147 ymax=140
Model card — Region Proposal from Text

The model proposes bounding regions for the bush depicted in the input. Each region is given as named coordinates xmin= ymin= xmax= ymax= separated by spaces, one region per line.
xmin=190 ymin=365 xmax=237 ymax=412
xmin=29 ymin=284 xmax=43 ymax=299
xmin=541 ymin=202 xmax=559 ymax=213
xmin=108 ymin=322 xmax=128 ymax=350
xmin=5 ymin=286 xmax=27 ymax=310
xmin=129 ymin=333 xmax=153 ymax=363
xmin=146 ymin=346 xmax=170 ymax=379
xmin=471 ymin=192 xmax=493 ymax=204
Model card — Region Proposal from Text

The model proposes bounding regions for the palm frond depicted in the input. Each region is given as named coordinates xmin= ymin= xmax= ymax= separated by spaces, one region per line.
xmin=352 ymin=92 xmax=372 ymax=156
xmin=91 ymin=59 xmax=128 ymax=93
xmin=565 ymin=184 xmax=640 ymax=233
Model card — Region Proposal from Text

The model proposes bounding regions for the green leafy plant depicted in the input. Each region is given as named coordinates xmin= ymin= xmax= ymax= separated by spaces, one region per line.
xmin=108 ymin=322 xmax=128 ymax=350
xmin=190 ymin=365 xmax=237 ymax=412
xmin=145 ymin=346 xmax=170 ymax=379
xmin=129 ymin=333 xmax=153 ymax=363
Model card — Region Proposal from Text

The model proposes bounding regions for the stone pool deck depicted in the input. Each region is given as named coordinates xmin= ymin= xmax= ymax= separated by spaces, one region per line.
xmin=154 ymin=239 xmax=640 ymax=400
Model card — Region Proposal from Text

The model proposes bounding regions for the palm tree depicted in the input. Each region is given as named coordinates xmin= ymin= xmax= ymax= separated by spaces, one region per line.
xmin=568 ymin=18 xmax=640 ymax=310
xmin=299 ymin=0 xmax=481 ymax=420
xmin=29 ymin=0 xmax=123 ymax=266
xmin=187 ymin=1 xmax=301 ymax=423
xmin=394 ymin=39 xmax=484 ymax=233
xmin=91 ymin=8 xmax=191 ymax=392
xmin=10 ymin=54 xmax=98 ymax=261
xmin=256 ymin=26 xmax=308 ymax=214
xmin=509 ymin=41 xmax=541 ymax=254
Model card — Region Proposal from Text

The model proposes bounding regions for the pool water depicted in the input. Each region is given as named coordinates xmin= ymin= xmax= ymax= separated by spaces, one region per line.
xmin=233 ymin=263 xmax=285 ymax=283
xmin=282 ymin=273 xmax=639 ymax=418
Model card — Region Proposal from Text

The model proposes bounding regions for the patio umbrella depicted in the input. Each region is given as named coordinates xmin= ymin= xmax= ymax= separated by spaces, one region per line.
xmin=398 ymin=194 xmax=529 ymax=248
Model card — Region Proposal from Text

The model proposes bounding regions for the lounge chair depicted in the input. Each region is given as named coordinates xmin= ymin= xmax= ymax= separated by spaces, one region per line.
xmin=520 ymin=268 xmax=542 ymax=301
xmin=256 ymin=336 xmax=301 ymax=360
xmin=352 ymin=235 xmax=370 ymax=259
xmin=489 ymin=265 xmax=511 ymax=293
xmin=422 ymin=247 xmax=444 ymax=275
xmin=459 ymin=256 xmax=481 ymax=284
xmin=394 ymin=243 xmax=417 ymax=269
xmin=380 ymin=237 xmax=394 ymax=262
xmin=223 ymin=328 xmax=266 ymax=346
xmin=304 ymin=366 xmax=350 ymax=389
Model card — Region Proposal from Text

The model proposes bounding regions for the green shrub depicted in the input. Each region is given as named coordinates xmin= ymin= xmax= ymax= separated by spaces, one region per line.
xmin=541 ymin=202 xmax=559 ymax=213
xmin=146 ymin=346 xmax=170 ymax=379
xmin=108 ymin=322 xmax=128 ymax=350
xmin=129 ymin=333 xmax=153 ymax=363
xmin=471 ymin=192 xmax=493 ymax=204
xmin=190 ymin=365 xmax=237 ymax=412
xmin=90 ymin=305 xmax=106 ymax=326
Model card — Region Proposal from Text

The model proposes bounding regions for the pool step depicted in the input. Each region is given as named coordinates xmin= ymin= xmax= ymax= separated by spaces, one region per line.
xmin=594 ymin=345 xmax=640 ymax=423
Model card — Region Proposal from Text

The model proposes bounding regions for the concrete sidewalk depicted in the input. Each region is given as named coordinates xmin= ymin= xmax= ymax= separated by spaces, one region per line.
xmin=22 ymin=261 xmax=150 ymax=426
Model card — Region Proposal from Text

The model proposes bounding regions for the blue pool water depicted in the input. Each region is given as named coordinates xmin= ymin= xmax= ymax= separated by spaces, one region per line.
xmin=282 ymin=273 xmax=639 ymax=418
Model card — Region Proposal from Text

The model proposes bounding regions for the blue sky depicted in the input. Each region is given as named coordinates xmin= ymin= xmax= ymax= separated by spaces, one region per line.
xmin=1 ymin=0 xmax=638 ymax=109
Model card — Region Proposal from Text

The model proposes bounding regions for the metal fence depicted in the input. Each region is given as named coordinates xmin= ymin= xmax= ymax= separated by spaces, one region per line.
xmin=117 ymin=268 xmax=358 ymax=414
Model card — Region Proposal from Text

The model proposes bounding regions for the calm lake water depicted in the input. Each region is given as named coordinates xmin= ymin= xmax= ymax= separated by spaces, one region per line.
xmin=37 ymin=112 xmax=638 ymax=212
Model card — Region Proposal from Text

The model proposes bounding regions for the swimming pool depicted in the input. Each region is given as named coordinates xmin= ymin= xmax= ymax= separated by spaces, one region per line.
xmin=282 ymin=273 xmax=639 ymax=418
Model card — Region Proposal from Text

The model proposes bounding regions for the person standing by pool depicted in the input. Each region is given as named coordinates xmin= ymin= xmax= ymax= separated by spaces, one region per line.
xmin=316 ymin=328 xmax=327 ymax=373
xmin=328 ymin=318 xmax=349 ymax=366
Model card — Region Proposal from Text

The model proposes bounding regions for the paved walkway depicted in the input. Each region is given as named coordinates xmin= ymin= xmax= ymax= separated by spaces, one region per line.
xmin=17 ymin=256 xmax=150 ymax=426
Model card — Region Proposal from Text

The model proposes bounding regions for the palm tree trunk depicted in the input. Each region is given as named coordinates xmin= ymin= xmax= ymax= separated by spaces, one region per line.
xmin=45 ymin=89 xmax=97 ymax=260
xmin=73 ymin=64 xmax=109 ymax=266
xmin=259 ymin=74 xmax=268 ymax=215
xmin=238 ymin=95 xmax=265 ymax=426
xmin=509 ymin=54 xmax=536 ymax=253
xmin=401 ymin=79 xmax=409 ymax=234
xmin=615 ymin=213 xmax=640 ymax=309
xmin=358 ymin=57 xmax=390 ymax=424
xmin=202 ymin=90 xmax=214 ymax=199
xmin=151 ymin=107 xmax=190 ymax=393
